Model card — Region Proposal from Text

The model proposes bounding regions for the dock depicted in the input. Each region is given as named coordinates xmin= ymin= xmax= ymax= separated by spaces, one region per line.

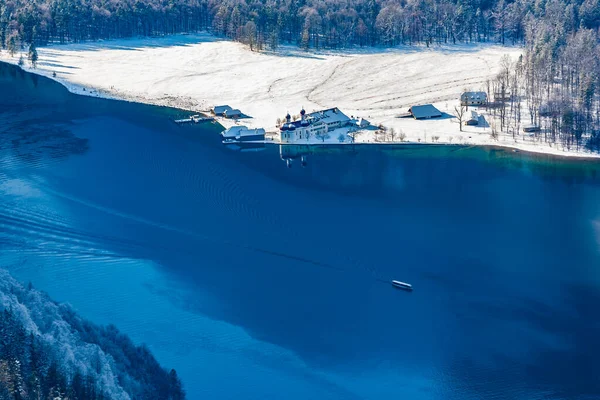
xmin=174 ymin=115 xmax=214 ymax=124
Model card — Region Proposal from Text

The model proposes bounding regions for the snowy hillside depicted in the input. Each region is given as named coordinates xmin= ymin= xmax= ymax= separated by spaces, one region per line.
xmin=2 ymin=33 xmax=598 ymax=158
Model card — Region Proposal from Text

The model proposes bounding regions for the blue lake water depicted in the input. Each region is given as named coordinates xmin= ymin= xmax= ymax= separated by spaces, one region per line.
xmin=1 ymin=62 xmax=600 ymax=399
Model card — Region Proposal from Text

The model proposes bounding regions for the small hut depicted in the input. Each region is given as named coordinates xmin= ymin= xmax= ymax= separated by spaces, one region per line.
xmin=224 ymin=109 xmax=242 ymax=119
xmin=211 ymin=105 xmax=233 ymax=116
xmin=408 ymin=104 xmax=442 ymax=120
xmin=523 ymin=124 xmax=540 ymax=133
xmin=465 ymin=110 xmax=479 ymax=126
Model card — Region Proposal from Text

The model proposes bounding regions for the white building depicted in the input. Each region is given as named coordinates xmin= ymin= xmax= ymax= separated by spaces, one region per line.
xmin=221 ymin=126 xmax=265 ymax=142
xmin=211 ymin=105 xmax=232 ymax=115
xmin=224 ymin=109 xmax=242 ymax=119
xmin=460 ymin=92 xmax=488 ymax=106
xmin=279 ymin=107 xmax=351 ymax=143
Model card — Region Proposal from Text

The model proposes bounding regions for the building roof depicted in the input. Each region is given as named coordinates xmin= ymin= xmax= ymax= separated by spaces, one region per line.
xmin=212 ymin=105 xmax=232 ymax=114
xmin=225 ymin=109 xmax=242 ymax=115
xmin=280 ymin=122 xmax=297 ymax=131
xmin=461 ymin=91 xmax=487 ymax=99
xmin=280 ymin=117 xmax=326 ymax=131
xmin=355 ymin=117 xmax=370 ymax=127
xmin=222 ymin=126 xmax=265 ymax=138
xmin=409 ymin=104 xmax=442 ymax=119
xmin=223 ymin=126 xmax=245 ymax=135
xmin=522 ymin=123 xmax=540 ymax=132
xmin=308 ymin=108 xmax=351 ymax=125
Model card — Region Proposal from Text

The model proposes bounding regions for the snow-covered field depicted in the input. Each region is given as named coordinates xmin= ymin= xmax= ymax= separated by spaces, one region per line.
xmin=3 ymin=33 xmax=599 ymax=158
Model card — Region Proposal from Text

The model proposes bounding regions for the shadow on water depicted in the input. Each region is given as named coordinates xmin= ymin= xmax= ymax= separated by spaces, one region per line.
xmin=0 ymin=61 xmax=222 ymax=164
xmin=1 ymin=63 xmax=89 ymax=163
xmin=2 ymin=60 xmax=600 ymax=399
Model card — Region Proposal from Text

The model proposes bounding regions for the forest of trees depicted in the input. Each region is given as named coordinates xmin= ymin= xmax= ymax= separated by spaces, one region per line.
xmin=1 ymin=0 xmax=599 ymax=50
xmin=0 ymin=0 xmax=599 ymax=151
xmin=477 ymin=19 xmax=600 ymax=152
xmin=0 ymin=269 xmax=185 ymax=400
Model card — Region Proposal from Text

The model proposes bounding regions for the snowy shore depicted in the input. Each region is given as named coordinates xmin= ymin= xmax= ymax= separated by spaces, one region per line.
xmin=2 ymin=33 xmax=599 ymax=159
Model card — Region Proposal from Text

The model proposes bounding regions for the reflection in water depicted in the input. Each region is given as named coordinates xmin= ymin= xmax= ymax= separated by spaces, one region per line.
xmin=223 ymin=141 xmax=266 ymax=153
xmin=280 ymin=145 xmax=309 ymax=168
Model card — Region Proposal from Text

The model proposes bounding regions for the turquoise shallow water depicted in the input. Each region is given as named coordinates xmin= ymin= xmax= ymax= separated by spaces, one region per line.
xmin=1 ymin=62 xmax=600 ymax=399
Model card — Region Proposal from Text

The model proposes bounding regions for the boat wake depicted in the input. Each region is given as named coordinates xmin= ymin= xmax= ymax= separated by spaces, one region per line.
xmin=1 ymin=179 xmax=378 ymax=281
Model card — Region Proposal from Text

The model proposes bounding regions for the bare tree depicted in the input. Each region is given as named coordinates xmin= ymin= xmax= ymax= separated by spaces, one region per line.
xmin=490 ymin=120 xmax=499 ymax=140
xmin=243 ymin=21 xmax=257 ymax=51
xmin=454 ymin=105 xmax=467 ymax=131
xmin=349 ymin=130 xmax=359 ymax=143
xmin=485 ymin=79 xmax=492 ymax=111
xmin=389 ymin=127 xmax=396 ymax=142
xmin=377 ymin=125 xmax=388 ymax=142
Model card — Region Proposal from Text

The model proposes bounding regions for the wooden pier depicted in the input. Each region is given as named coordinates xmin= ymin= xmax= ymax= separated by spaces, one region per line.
xmin=174 ymin=115 xmax=214 ymax=124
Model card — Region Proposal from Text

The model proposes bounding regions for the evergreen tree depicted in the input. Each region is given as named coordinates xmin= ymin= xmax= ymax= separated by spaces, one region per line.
xmin=28 ymin=44 xmax=38 ymax=68
xmin=168 ymin=369 xmax=184 ymax=400
xmin=7 ymin=35 xmax=17 ymax=56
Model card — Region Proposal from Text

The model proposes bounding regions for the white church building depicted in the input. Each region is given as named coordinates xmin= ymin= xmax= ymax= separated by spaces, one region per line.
xmin=279 ymin=107 xmax=352 ymax=143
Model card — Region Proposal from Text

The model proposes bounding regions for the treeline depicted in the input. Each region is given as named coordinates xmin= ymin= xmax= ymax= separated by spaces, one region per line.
xmin=1 ymin=0 xmax=599 ymax=51
xmin=524 ymin=21 xmax=600 ymax=152
xmin=482 ymin=23 xmax=600 ymax=151
xmin=0 ymin=269 xmax=185 ymax=400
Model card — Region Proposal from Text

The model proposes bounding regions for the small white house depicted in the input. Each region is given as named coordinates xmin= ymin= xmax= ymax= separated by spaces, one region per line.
xmin=465 ymin=110 xmax=479 ymax=126
xmin=224 ymin=109 xmax=242 ymax=119
xmin=460 ymin=92 xmax=487 ymax=106
xmin=211 ymin=105 xmax=233 ymax=116
xmin=221 ymin=126 xmax=265 ymax=142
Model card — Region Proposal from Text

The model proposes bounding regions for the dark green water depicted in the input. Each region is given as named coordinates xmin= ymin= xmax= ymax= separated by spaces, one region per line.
xmin=1 ymin=62 xmax=600 ymax=399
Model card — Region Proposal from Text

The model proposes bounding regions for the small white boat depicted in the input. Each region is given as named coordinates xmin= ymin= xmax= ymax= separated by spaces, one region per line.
xmin=391 ymin=280 xmax=413 ymax=291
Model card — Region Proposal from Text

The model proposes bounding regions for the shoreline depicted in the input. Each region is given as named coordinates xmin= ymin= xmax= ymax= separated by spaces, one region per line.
xmin=2 ymin=39 xmax=599 ymax=161
xmin=270 ymin=141 xmax=600 ymax=162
